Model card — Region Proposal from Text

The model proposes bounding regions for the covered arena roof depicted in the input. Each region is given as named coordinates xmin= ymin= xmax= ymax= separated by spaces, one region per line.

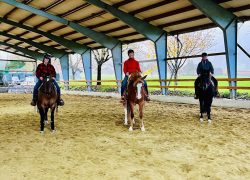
xmin=0 ymin=0 xmax=249 ymax=58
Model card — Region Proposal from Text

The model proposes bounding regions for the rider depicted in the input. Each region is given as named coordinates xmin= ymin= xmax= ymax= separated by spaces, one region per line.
xmin=194 ymin=52 xmax=218 ymax=99
xmin=121 ymin=49 xmax=150 ymax=101
xmin=31 ymin=54 xmax=64 ymax=106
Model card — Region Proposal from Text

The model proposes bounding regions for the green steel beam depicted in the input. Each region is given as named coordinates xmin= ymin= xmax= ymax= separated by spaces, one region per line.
xmin=85 ymin=0 xmax=165 ymax=42
xmin=0 ymin=41 xmax=43 ymax=59
xmin=188 ymin=0 xmax=236 ymax=29
xmin=0 ymin=31 xmax=66 ymax=58
xmin=0 ymin=48 xmax=34 ymax=59
xmin=0 ymin=0 xmax=121 ymax=50
xmin=0 ymin=17 xmax=89 ymax=54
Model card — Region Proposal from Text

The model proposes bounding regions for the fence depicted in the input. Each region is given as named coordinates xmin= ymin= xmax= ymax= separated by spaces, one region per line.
xmin=61 ymin=78 xmax=250 ymax=90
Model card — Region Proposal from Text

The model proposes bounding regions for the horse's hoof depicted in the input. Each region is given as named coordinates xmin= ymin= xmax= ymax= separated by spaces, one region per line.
xmin=200 ymin=118 xmax=204 ymax=123
xmin=141 ymin=127 xmax=145 ymax=131
xmin=124 ymin=122 xmax=128 ymax=126
xmin=40 ymin=131 xmax=44 ymax=134
xmin=51 ymin=130 xmax=56 ymax=133
xmin=129 ymin=127 xmax=133 ymax=131
xmin=208 ymin=119 xmax=212 ymax=123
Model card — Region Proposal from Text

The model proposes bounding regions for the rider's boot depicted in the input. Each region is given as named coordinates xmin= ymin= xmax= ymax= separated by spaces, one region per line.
xmin=215 ymin=87 xmax=220 ymax=98
xmin=31 ymin=94 xmax=37 ymax=106
xmin=144 ymin=90 xmax=150 ymax=101
xmin=57 ymin=95 xmax=64 ymax=106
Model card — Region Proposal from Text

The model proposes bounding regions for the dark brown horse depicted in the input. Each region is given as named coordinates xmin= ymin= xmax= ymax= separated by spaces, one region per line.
xmin=37 ymin=76 xmax=58 ymax=133
xmin=123 ymin=72 xmax=147 ymax=131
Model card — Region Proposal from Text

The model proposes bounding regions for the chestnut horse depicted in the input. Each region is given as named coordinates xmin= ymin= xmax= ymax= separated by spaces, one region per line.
xmin=123 ymin=72 xmax=147 ymax=131
xmin=37 ymin=76 xmax=58 ymax=133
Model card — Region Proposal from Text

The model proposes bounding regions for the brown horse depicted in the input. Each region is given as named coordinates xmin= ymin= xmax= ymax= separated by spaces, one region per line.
xmin=37 ymin=76 xmax=58 ymax=133
xmin=123 ymin=72 xmax=147 ymax=131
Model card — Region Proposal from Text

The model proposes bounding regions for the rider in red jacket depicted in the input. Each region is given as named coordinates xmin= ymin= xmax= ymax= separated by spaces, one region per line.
xmin=31 ymin=54 xmax=64 ymax=106
xmin=121 ymin=49 xmax=150 ymax=101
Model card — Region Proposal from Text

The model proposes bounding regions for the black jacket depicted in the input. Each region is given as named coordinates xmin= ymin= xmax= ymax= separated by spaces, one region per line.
xmin=197 ymin=59 xmax=214 ymax=75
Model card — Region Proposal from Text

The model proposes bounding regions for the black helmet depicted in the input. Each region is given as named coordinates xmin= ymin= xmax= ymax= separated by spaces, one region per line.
xmin=128 ymin=49 xmax=134 ymax=55
xmin=201 ymin=52 xmax=208 ymax=57
xmin=43 ymin=53 xmax=52 ymax=63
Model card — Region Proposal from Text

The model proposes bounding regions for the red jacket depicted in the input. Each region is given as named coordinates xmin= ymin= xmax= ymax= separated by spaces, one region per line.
xmin=123 ymin=58 xmax=141 ymax=74
xmin=36 ymin=63 xmax=56 ymax=79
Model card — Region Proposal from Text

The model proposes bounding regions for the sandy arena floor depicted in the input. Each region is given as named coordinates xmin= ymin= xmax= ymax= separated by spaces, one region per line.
xmin=0 ymin=93 xmax=250 ymax=179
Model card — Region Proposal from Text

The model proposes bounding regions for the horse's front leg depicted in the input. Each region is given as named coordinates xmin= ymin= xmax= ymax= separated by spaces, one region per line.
xmin=51 ymin=107 xmax=56 ymax=132
xmin=199 ymin=98 xmax=204 ymax=123
xmin=129 ymin=102 xmax=134 ymax=131
xmin=123 ymin=101 xmax=128 ymax=125
xmin=39 ymin=108 xmax=45 ymax=133
xmin=139 ymin=102 xmax=145 ymax=131
xmin=44 ymin=108 xmax=49 ymax=125
xmin=206 ymin=95 xmax=213 ymax=123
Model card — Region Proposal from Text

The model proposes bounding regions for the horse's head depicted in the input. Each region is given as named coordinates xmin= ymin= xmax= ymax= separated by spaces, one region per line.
xmin=41 ymin=76 xmax=55 ymax=95
xmin=128 ymin=72 xmax=147 ymax=99
xmin=199 ymin=74 xmax=212 ymax=91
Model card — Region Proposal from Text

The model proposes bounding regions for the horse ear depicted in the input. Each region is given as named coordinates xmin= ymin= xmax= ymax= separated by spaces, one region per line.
xmin=141 ymin=75 xmax=147 ymax=80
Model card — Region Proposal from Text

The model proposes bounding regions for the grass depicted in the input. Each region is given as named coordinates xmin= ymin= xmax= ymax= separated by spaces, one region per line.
xmin=65 ymin=75 xmax=250 ymax=95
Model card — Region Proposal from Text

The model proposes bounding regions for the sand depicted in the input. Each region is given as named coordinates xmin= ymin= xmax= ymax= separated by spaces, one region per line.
xmin=0 ymin=93 xmax=250 ymax=179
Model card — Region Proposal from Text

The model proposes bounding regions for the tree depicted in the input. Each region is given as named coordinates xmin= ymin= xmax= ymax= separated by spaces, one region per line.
xmin=69 ymin=54 xmax=83 ymax=80
xmin=167 ymin=30 xmax=215 ymax=86
xmin=92 ymin=48 xmax=112 ymax=85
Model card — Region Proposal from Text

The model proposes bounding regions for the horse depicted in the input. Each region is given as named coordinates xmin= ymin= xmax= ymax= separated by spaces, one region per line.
xmin=197 ymin=74 xmax=215 ymax=123
xmin=123 ymin=72 xmax=147 ymax=131
xmin=37 ymin=76 xmax=58 ymax=133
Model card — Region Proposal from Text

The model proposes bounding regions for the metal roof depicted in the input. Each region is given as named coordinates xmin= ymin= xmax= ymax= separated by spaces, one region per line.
xmin=0 ymin=0 xmax=249 ymax=57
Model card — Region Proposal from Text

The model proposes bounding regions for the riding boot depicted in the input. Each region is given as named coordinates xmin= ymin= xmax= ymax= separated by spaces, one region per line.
xmin=57 ymin=95 xmax=64 ymax=106
xmin=194 ymin=87 xmax=199 ymax=99
xmin=215 ymin=87 xmax=220 ymax=97
xmin=144 ymin=89 xmax=150 ymax=101
xmin=31 ymin=95 xmax=37 ymax=106
xmin=120 ymin=89 xmax=126 ymax=102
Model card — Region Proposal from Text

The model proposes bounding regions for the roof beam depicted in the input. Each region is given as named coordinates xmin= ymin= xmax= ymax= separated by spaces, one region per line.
xmin=0 ymin=17 xmax=89 ymax=54
xmin=0 ymin=0 xmax=121 ymax=49
xmin=0 ymin=48 xmax=34 ymax=59
xmin=0 ymin=41 xmax=43 ymax=59
xmin=188 ymin=0 xmax=236 ymax=29
xmin=85 ymin=0 xmax=166 ymax=42
xmin=0 ymin=31 xmax=67 ymax=58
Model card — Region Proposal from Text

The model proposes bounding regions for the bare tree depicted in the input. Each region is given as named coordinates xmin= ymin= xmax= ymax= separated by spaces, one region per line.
xmin=167 ymin=30 xmax=215 ymax=86
xmin=69 ymin=54 xmax=83 ymax=80
xmin=93 ymin=48 xmax=112 ymax=85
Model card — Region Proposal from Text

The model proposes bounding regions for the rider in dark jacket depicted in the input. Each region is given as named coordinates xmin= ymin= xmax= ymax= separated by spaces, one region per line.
xmin=31 ymin=54 xmax=64 ymax=106
xmin=194 ymin=53 xmax=218 ymax=99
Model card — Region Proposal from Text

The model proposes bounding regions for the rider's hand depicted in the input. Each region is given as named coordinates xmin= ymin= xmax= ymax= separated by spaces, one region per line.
xmin=126 ymin=72 xmax=129 ymax=76
xmin=52 ymin=77 xmax=56 ymax=80
xmin=40 ymin=77 xmax=43 ymax=81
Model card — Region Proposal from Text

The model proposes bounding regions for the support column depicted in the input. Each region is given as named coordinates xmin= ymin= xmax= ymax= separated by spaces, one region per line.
xmin=111 ymin=43 xmax=122 ymax=93
xmin=81 ymin=49 xmax=92 ymax=91
xmin=59 ymin=54 xmax=69 ymax=90
xmin=155 ymin=33 xmax=167 ymax=95
xmin=224 ymin=20 xmax=237 ymax=98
